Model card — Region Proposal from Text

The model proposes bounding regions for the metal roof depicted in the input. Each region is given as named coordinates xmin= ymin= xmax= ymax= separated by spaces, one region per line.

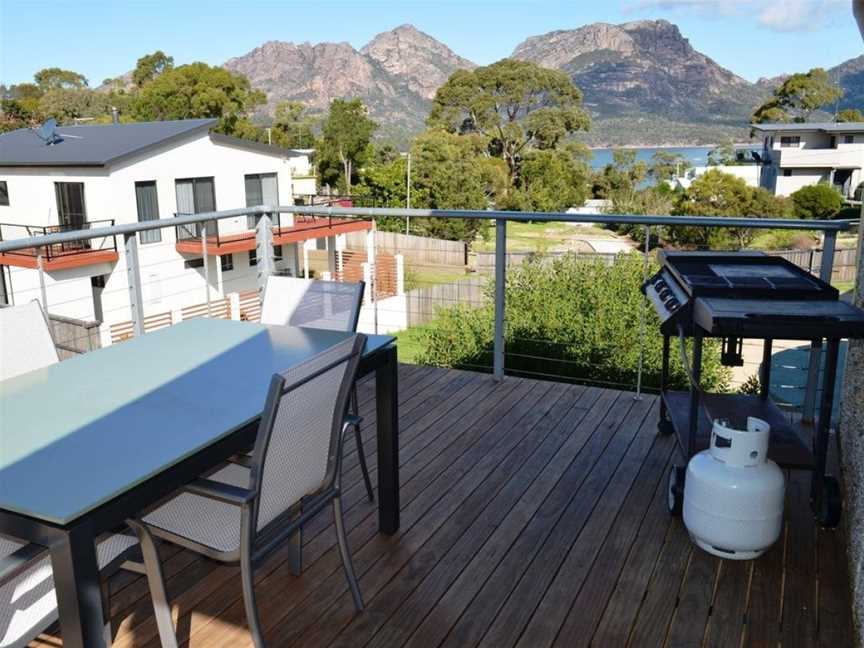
xmin=750 ymin=122 xmax=864 ymax=133
xmin=0 ymin=119 xmax=217 ymax=167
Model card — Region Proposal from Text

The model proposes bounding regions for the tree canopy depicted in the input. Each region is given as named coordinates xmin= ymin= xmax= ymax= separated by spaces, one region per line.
xmin=271 ymin=100 xmax=317 ymax=149
xmin=130 ymin=62 xmax=265 ymax=135
xmin=33 ymin=68 xmax=88 ymax=90
xmin=753 ymin=68 xmax=843 ymax=123
xmin=133 ymin=51 xmax=174 ymax=87
xmin=647 ymin=150 xmax=691 ymax=181
xmin=317 ymin=98 xmax=377 ymax=194
xmin=428 ymin=59 xmax=589 ymax=183
xmin=837 ymin=108 xmax=864 ymax=122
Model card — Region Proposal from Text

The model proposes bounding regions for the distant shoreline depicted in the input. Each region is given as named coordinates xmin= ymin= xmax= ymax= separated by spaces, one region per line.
xmin=588 ymin=142 xmax=754 ymax=151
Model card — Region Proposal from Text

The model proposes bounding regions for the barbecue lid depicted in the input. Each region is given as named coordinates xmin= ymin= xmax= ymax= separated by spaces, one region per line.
xmin=659 ymin=251 xmax=838 ymax=300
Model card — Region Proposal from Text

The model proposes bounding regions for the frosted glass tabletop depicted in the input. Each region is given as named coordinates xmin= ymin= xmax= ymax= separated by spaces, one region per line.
xmin=0 ymin=319 xmax=394 ymax=525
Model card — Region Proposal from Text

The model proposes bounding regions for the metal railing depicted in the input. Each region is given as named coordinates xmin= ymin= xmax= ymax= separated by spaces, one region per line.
xmin=0 ymin=204 xmax=857 ymax=408
xmin=0 ymin=219 xmax=117 ymax=261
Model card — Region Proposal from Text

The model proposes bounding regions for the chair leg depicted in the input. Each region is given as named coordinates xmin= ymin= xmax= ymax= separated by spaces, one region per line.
xmin=333 ymin=495 xmax=364 ymax=612
xmin=350 ymin=385 xmax=375 ymax=503
xmin=127 ymin=521 xmax=179 ymax=648
xmin=240 ymin=543 xmax=266 ymax=648
xmin=288 ymin=514 xmax=303 ymax=577
xmin=101 ymin=581 xmax=113 ymax=647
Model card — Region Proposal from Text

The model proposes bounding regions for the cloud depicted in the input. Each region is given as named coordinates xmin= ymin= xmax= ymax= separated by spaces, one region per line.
xmin=625 ymin=0 xmax=848 ymax=32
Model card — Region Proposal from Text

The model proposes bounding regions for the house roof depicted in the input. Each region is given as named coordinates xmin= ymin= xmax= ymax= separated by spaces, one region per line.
xmin=750 ymin=122 xmax=864 ymax=134
xmin=0 ymin=119 xmax=217 ymax=167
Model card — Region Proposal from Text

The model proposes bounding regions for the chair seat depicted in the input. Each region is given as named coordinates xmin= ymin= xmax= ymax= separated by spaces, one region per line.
xmin=0 ymin=533 xmax=137 ymax=648
xmin=143 ymin=463 xmax=251 ymax=554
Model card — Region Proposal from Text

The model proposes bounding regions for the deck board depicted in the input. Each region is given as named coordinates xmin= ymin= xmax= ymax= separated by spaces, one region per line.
xmin=30 ymin=365 xmax=853 ymax=648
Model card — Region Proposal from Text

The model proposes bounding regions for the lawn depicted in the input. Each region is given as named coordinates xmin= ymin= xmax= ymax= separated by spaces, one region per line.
xmin=472 ymin=220 xmax=618 ymax=253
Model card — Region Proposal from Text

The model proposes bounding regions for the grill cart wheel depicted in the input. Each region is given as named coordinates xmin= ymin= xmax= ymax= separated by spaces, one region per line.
xmin=815 ymin=476 xmax=842 ymax=528
xmin=658 ymin=415 xmax=674 ymax=436
xmin=668 ymin=465 xmax=686 ymax=517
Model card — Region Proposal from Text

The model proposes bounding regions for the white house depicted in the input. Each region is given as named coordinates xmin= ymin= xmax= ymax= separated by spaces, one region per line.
xmin=0 ymin=119 xmax=375 ymax=331
xmin=671 ymin=164 xmax=761 ymax=191
xmin=751 ymin=122 xmax=864 ymax=198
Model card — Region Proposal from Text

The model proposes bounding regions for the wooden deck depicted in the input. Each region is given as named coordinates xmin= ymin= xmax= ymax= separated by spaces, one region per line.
xmin=32 ymin=365 xmax=853 ymax=647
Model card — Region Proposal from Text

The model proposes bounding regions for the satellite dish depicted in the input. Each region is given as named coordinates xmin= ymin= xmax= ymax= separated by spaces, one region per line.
xmin=35 ymin=118 xmax=62 ymax=145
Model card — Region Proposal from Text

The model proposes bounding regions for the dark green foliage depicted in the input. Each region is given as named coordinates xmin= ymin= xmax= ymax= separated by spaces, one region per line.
xmin=738 ymin=374 xmax=762 ymax=395
xmin=790 ymin=183 xmax=844 ymax=220
xmin=753 ymin=68 xmax=843 ymax=123
xmin=317 ymin=98 xmax=377 ymax=194
xmin=415 ymin=254 xmax=731 ymax=392
xmin=132 ymin=51 xmax=174 ymax=87
xmin=130 ymin=62 xmax=266 ymax=136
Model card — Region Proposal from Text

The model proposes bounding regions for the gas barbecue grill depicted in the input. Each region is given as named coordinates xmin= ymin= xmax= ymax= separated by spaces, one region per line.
xmin=643 ymin=251 xmax=864 ymax=527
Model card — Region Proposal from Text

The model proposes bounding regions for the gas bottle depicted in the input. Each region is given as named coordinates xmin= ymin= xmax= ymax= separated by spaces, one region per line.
xmin=683 ymin=417 xmax=785 ymax=560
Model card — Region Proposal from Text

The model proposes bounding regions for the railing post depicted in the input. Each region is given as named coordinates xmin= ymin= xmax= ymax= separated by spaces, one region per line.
xmin=635 ymin=225 xmax=651 ymax=399
xmin=36 ymin=253 xmax=49 ymax=316
xmin=123 ymin=233 xmax=145 ymax=337
xmin=802 ymin=230 xmax=839 ymax=422
xmin=201 ymin=222 xmax=212 ymax=317
xmin=255 ymin=214 xmax=274 ymax=299
xmin=493 ymin=218 xmax=506 ymax=381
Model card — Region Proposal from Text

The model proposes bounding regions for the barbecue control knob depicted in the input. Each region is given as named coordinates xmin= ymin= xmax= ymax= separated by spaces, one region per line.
xmin=659 ymin=289 xmax=671 ymax=300
xmin=655 ymin=279 xmax=667 ymax=290
xmin=667 ymin=298 xmax=679 ymax=311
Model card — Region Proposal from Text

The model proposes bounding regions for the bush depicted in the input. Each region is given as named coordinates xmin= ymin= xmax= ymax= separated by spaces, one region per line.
xmin=415 ymin=253 xmax=731 ymax=392
xmin=790 ymin=183 xmax=844 ymax=220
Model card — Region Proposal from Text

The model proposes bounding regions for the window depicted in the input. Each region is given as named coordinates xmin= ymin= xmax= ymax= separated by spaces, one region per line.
xmin=0 ymin=266 xmax=8 ymax=305
xmin=55 ymin=182 xmax=87 ymax=228
xmin=831 ymin=136 xmax=837 ymax=148
xmin=244 ymin=173 xmax=279 ymax=228
xmin=249 ymin=250 xmax=257 ymax=266
xmin=845 ymin=135 xmax=855 ymax=144
xmin=0 ymin=181 xmax=8 ymax=206
xmin=135 ymin=181 xmax=161 ymax=244
xmin=175 ymin=177 xmax=216 ymax=240
xmin=184 ymin=258 xmax=205 ymax=269
xmin=273 ymin=245 xmax=283 ymax=261
xmin=780 ymin=136 xmax=801 ymax=148
xmin=783 ymin=169 xmax=792 ymax=177
xmin=221 ymin=254 xmax=234 ymax=272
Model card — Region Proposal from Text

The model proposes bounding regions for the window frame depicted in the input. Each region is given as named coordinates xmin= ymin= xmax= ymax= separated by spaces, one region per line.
xmin=54 ymin=181 xmax=87 ymax=228
xmin=0 ymin=181 xmax=9 ymax=206
xmin=221 ymin=254 xmax=234 ymax=272
xmin=184 ymin=258 xmax=205 ymax=269
xmin=844 ymin=134 xmax=855 ymax=144
xmin=249 ymin=249 xmax=258 ymax=266
xmin=135 ymin=180 xmax=162 ymax=244
xmin=244 ymin=172 xmax=280 ymax=229
xmin=780 ymin=136 xmax=801 ymax=148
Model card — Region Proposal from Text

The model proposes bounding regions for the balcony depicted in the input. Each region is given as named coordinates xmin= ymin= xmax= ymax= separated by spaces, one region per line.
xmin=26 ymin=365 xmax=853 ymax=647
xmin=774 ymin=146 xmax=864 ymax=169
xmin=0 ymin=205 xmax=858 ymax=648
xmin=0 ymin=220 xmax=118 ymax=271
xmin=174 ymin=213 xmax=373 ymax=256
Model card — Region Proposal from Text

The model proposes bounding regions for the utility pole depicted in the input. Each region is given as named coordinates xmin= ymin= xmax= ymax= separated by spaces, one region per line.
xmin=405 ymin=152 xmax=412 ymax=235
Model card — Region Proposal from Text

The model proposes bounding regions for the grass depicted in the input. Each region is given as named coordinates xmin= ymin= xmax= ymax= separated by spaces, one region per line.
xmin=405 ymin=265 xmax=470 ymax=290
xmin=395 ymin=326 xmax=426 ymax=364
xmin=473 ymin=221 xmax=617 ymax=253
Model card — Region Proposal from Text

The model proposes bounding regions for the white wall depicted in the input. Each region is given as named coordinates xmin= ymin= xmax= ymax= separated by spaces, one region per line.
xmin=0 ymin=132 xmax=316 ymax=324
xmin=774 ymin=168 xmax=832 ymax=197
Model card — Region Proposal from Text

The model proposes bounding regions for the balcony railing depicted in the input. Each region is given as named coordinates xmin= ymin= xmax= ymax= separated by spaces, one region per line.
xmin=0 ymin=219 xmax=117 ymax=263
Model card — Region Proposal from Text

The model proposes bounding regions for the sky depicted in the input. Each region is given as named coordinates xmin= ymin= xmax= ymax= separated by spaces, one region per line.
xmin=0 ymin=0 xmax=862 ymax=86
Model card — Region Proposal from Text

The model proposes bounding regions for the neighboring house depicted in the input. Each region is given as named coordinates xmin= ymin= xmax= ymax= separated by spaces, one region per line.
xmin=0 ymin=119 xmax=374 ymax=327
xmin=751 ymin=122 xmax=864 ymax=198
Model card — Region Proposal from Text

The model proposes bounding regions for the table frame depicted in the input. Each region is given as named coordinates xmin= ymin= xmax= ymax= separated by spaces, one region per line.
xmin=0 ymin=343 xmax=399 ymax=648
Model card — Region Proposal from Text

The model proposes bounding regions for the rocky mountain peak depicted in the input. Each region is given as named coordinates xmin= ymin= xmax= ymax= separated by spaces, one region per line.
xmin=361 ymin=24 xmax=475 ymax=99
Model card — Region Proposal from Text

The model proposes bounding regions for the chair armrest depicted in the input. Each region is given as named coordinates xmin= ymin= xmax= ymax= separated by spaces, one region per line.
xmin=184 ymin=478 xmax=256 ymax=507
xmin=0 ymin=542 xmax=46 ymax=586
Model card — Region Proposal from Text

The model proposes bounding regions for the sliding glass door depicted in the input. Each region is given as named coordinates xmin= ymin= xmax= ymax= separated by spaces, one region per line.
xmin=175 ymin=177 xmax=217 ymax=240
xmin=245 ymin=173 xmax=279 ymax=229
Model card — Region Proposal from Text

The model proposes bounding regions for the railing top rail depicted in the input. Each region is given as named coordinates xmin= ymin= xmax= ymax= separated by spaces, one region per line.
xmin=0 ymin=204 xmax=856 ymax=254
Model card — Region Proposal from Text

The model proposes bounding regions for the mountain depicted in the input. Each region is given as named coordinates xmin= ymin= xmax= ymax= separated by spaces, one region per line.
xmin=832 ymin=55 xmax=864 ymax=111
xmin=224 ymin=25 xmax=475 ymax=141
xmin=512 ymin=20 xmax=768 ymax=140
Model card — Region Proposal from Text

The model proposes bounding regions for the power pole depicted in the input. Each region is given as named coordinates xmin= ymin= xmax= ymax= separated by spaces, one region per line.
xmin=406 ymin=152 xmax=412 ymax=235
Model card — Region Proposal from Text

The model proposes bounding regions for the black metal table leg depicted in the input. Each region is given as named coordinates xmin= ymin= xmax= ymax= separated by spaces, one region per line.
xmin=50 ymin=524 xmax=106 ymax=648
xmin=376 ymin=345 xmax=400 ymax=534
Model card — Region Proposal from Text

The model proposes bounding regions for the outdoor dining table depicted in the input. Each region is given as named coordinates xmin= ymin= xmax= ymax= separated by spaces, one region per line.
xmin=0 ymin=318 xmax=399 ymax=648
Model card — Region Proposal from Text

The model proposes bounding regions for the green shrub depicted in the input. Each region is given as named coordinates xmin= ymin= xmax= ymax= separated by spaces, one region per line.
xmin=415 ymin=253 xmax=731 ymax=392
xmin=790 ymin=183 xmax=844 ymax=220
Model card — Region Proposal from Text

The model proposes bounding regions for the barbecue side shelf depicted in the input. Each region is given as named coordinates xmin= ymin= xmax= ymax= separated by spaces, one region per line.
xmin=661 ymin=390 xmax=814 ymax=469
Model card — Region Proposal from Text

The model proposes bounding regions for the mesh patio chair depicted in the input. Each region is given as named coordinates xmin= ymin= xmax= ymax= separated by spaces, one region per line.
xmin=0 ymin=533 xmax=138 ymax=648
xmin=0 ymin=301 xmax=59 ymax=381
xmin=260 ymin=276 xmax=374 ymax=502
xmin=129 ymin=334 xmax=367 ymax=648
